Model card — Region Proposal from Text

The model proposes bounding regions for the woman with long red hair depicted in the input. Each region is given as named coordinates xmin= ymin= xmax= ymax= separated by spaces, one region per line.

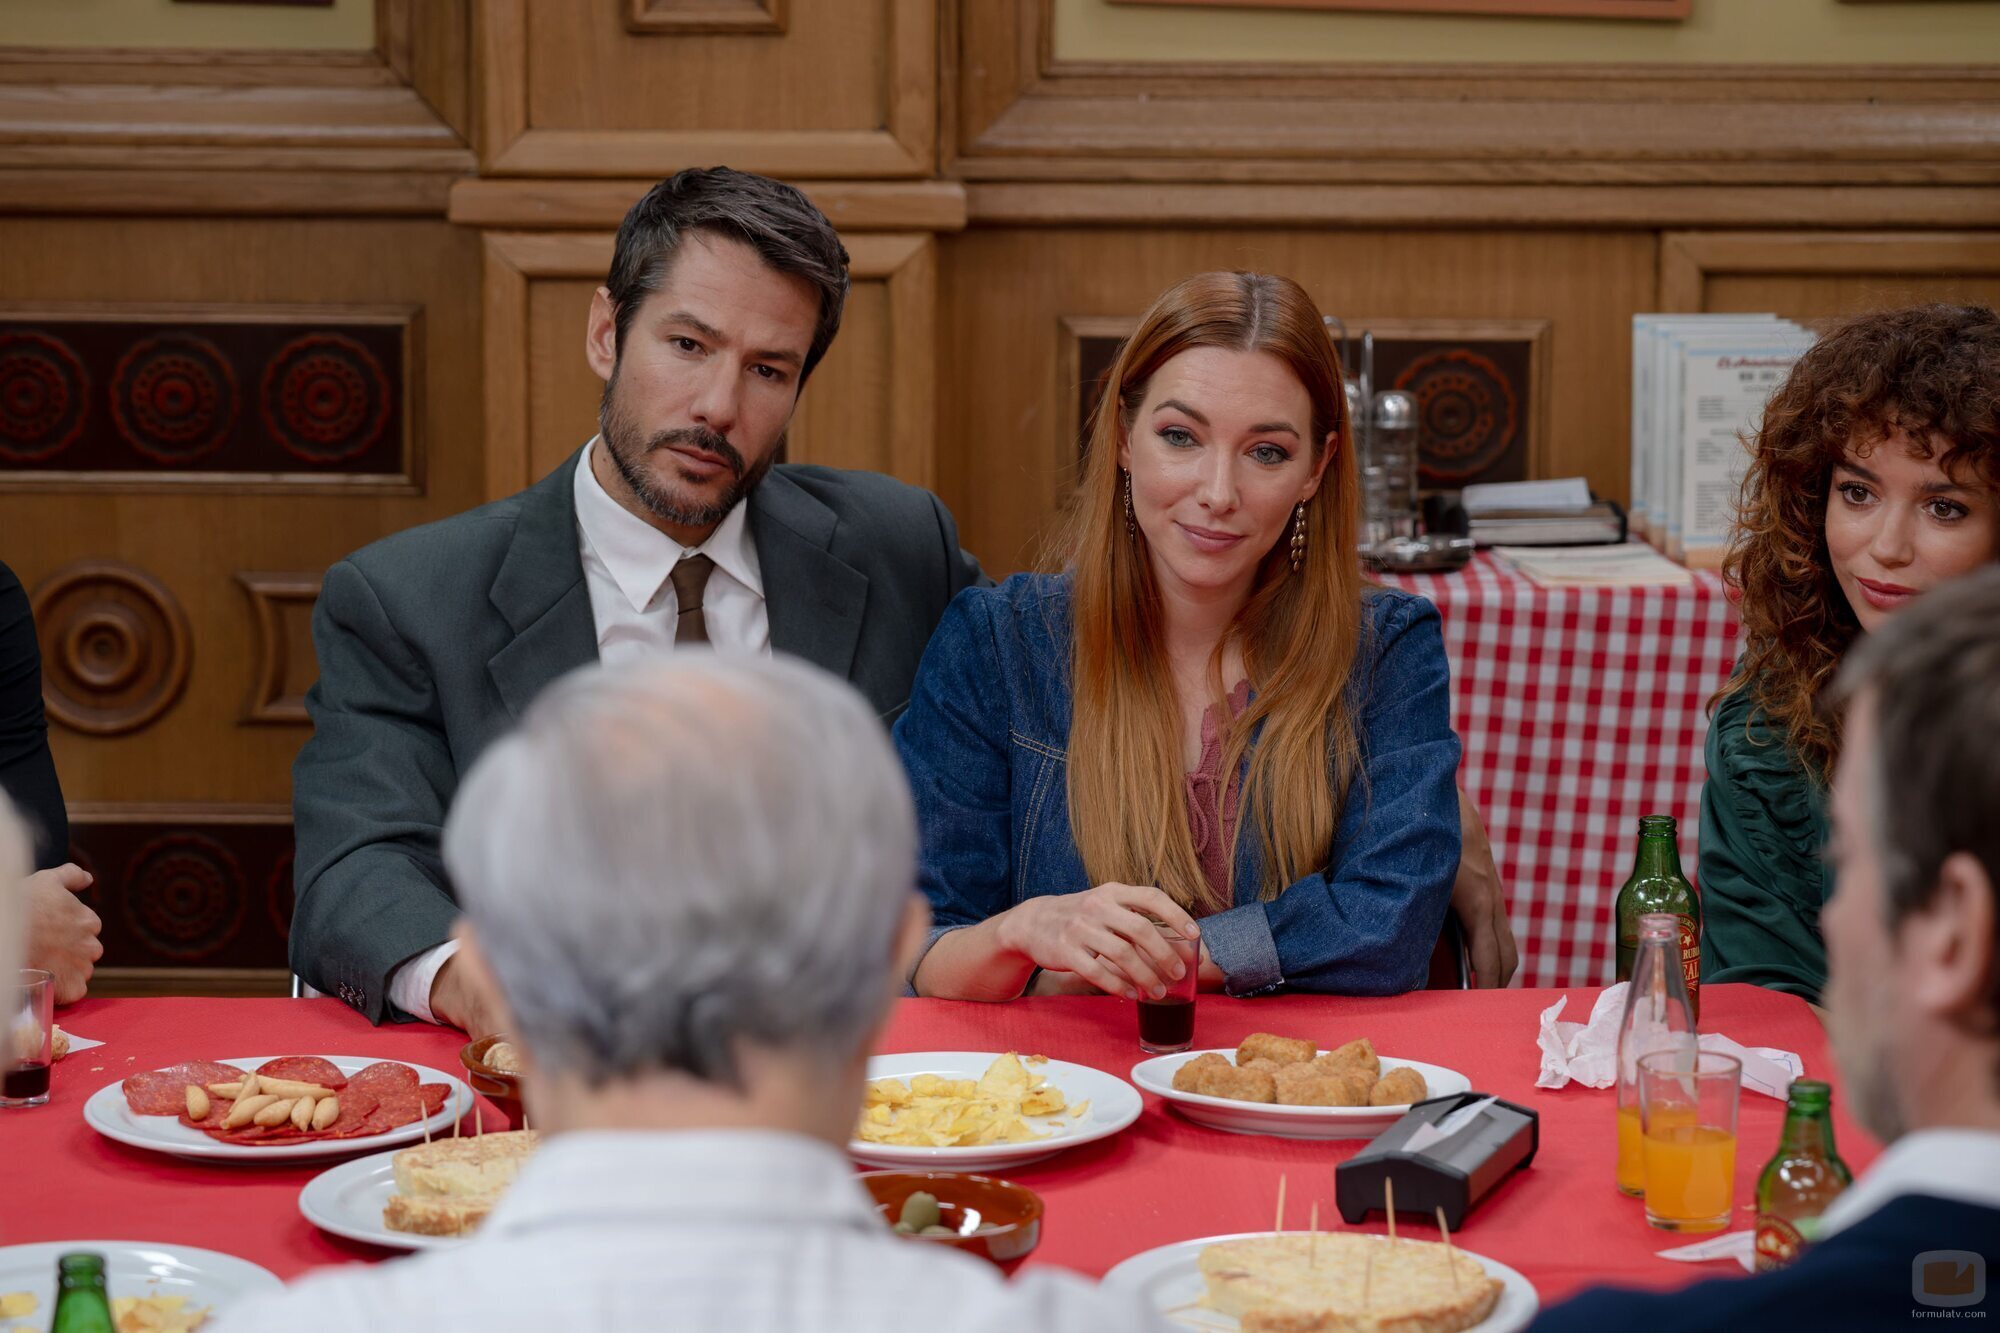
xmin=894 ymin=272 xmax=1462 ymax=999
xmin=1703 ymin=303 xmax=2000 ymax=1004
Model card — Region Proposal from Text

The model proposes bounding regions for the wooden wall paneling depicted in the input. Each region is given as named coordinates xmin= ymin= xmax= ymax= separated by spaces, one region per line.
xmin=942 ymin=228 xmax=1655 ymax=573
xmin=475 ymin=0 xmax=934 ymax=178
xmin=1660 ymin=231 xmax=2000 ymax=315
xmin=376 ymin=0 xmax=475 ymax=146
xmin=65 ymin=800 xmax=295 ymax=993
xmin=0 ymin=215 xmax=482 ymax=806
xmin=235 ymin=571 xmax=324 ymax=725
xmin=624 ymin=0 xmax=786 ymax=35
xmin=943 ymin=3 xmax=2000 ymax=227
xmin=0 ymin=302 xmax=421 ymax=494
xmin=448 ymin=177 xmax=967 ymax=231
xmin=480 ymin=230 xmax=940 ymax=504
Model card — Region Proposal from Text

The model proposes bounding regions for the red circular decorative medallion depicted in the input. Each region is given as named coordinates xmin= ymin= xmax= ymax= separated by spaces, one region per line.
xmin=1393 ymin=348 xmax=1521 ymax=485
xmin=260 ymin=333 xmax=391 ymax=464
xmin=111 ymin=333 xmax=240 ymax=464
xmin=122 ymin=833 xmax=248 ymax=962
xmin=0 ymin=330 xmax=90 ymax=463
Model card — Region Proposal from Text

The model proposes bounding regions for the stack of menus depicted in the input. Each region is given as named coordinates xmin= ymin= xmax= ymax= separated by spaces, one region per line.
xmin=1630 ymin=315 xmax=1815 ymax=568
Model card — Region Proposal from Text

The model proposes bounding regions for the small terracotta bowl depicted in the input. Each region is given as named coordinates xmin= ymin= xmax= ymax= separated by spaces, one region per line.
xmin=858 ymin=1170 xmax=1044 ymax=1270
xmin=459 ymin=1033 xmax=526 ymax=1129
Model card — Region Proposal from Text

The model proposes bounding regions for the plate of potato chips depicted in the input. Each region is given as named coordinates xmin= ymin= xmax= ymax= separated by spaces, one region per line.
xmin=1131 ymin=1032 xmax=1470 ymax=1140
xmin=852 ymin=1051 xmax=1142 ymax=1170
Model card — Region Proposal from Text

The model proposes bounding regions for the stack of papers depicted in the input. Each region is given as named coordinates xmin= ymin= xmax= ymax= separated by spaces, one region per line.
xmin=1461 ymin=477 xmax=1593 ymax=515
xmin=1492 ymin=542 xmax=1695 ymax=588
xmin=1631 ymin=315 xmax=1816 ymax=567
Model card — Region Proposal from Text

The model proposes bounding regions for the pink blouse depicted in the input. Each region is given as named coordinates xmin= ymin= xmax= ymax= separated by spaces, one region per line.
xmin=1185 ymin=679 xmax=1253 ymax=911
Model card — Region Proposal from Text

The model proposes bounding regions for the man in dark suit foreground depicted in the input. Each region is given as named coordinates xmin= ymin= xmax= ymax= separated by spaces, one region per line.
xmin=1532 ymin=565 xmax=2000 ymax=1329
xmin=291 ymin=168 xmax=983 ymax=1031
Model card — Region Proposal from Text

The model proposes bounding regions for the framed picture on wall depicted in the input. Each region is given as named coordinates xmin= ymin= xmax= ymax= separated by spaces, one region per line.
xmin=1103 ymin=0 xmax=1691 ymax=19
xmin=1059 ymin=315 xmax=1551 ymax=496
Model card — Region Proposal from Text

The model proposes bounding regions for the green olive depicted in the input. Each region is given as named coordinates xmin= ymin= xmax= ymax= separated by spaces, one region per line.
xmin=892 ymin=1221 xmax=915 ymax=1235
xmin=920 ymin=1224 xmax=955 ymax=1236
xmin=897 ymin=1191 xmax=942 ymax=1232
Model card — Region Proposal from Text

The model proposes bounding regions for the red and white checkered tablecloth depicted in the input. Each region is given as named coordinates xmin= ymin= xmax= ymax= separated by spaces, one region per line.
xmin=1376 ymin=552 xmax=1742 ymax=989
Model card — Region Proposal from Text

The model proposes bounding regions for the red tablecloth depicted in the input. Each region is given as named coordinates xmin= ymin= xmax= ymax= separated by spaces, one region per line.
xmin=1377 ymin=553 xmax=1741 ymax=989
xmin=6 ymin=986 xmax=1870 ymax=1309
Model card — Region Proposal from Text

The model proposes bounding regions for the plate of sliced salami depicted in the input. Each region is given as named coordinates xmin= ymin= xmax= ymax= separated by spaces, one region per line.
xmin=83 ymin=1055 xmax=473 ymax=1163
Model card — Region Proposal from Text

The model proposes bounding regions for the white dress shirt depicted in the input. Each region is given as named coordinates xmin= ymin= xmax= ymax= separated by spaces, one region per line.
xmin=1819 ymin=1127 xmax=2000 ymax=1237
xmin=212 ymin=1130 xmax=1171 ymax=1333
xmin=385 ymin=439 xmax=770 ymax=1022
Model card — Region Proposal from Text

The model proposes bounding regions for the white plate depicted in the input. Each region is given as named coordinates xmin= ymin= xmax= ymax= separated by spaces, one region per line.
xmin=1102 ymin=1231 xmax=1539 ymax=1333
xmin=84 ymin=1056 xmax=473 ymax=1163
xmin=299 ymin=1149 xmax=468 ymax=1252
xmin=0 ymin=1241 xmax=280 ymax=1323
xmin=849 ymin=1051 xmax=1142 ymax=1171
xmin=1131 ymin=1050 xmax=1471 ymax=1140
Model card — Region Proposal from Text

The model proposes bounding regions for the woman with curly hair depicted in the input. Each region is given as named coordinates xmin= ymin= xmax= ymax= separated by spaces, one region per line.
xmin=1703 ymin=302 xmax=2000 ymax=1002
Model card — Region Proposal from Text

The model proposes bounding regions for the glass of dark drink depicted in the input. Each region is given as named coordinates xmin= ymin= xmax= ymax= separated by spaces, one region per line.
xmin=1136 ymin=922 xmax=1198 ymax=1054
xmin=4 ymin=969 xmax=54 ymax=1108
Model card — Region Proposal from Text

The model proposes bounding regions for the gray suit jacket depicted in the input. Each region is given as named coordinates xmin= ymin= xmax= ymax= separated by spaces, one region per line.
xmin=291 ymin=450 xmax=985 ymax=1021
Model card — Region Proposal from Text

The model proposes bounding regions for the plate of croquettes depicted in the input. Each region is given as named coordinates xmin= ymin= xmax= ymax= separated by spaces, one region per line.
xmin=1131 ymin=1031 xmax=1470 ymax=1140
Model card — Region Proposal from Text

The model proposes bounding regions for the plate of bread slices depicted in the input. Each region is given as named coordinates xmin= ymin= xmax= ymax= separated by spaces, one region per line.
xmin=1131 ymin=1032 xmax=1470 ymax=1141
xmin=299 ymin=1130 xmax=539 ymax=1250
xmin=1102 ymin=1229 xmax=1537 ymax=1333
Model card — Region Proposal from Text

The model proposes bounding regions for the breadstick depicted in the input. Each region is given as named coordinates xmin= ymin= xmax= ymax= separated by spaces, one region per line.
xmin=253 ymin=1097 xmax=298 ymax=1127
xmin=1436 ymin=1207 xmax=1460 ymax=1291
xmin=223 ymin=1094 xmax=279 ymax=1129
xmin=311 ymin=1097 xmax=340 ymax=1131
xmin=291 ymin=1096 xmax=316 ymax=1131
xmin=207 ymin=1081 xmax=243 ymax=1099
xmin=185 ymin=1086 xmax=209 ymax=1121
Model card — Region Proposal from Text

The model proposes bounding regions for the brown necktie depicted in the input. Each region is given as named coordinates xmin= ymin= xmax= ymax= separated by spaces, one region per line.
xmin=669 ymin=554 xmax=714 ymax=646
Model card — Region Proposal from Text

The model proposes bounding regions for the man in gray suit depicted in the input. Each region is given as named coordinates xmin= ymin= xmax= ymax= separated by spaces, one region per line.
xmin=291 ymin=168 xmax=984 ymax=1032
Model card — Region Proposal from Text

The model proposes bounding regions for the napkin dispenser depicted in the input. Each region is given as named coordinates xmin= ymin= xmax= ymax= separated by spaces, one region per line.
xmin=1335 ymin=1092 xmax=1538 ymax=1231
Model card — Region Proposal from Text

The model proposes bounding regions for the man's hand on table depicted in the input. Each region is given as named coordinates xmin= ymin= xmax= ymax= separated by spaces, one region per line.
xmin=1454 ymin=788 xmax=1520 ymax=989
xmin=427 ymin=952 xmax=509 ymax=1038
xmin=26 ymin=863 xmax=101 ymax=1004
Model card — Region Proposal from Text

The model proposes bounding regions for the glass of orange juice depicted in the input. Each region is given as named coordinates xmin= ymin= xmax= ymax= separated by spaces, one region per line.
xmin=1638 ymin=1049 xmax=1742 ymax=1233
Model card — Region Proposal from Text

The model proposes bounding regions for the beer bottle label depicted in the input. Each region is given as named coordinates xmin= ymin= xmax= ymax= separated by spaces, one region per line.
xmin=1678 ymin=917 xmax=1701 ymax=1005
xmin=1754 ymin=1214 xmax=1805 ymax=1272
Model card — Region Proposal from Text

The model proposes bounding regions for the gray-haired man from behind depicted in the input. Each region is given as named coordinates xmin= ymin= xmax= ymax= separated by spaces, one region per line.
xmin=221 ymin=656 xmax=1167 ymax=1332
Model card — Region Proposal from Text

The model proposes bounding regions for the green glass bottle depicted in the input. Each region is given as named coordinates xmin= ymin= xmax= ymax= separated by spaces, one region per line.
xmin=1754 ymin=1080 xmax=1853 ymax=1272
xmin=50 ymin=1253 xmax=115 ymax=1333
xmin=1614 ymin=815 xmax=1703 ymax=1022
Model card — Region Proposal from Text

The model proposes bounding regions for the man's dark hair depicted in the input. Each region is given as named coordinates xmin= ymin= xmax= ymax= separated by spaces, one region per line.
xmin=1831 ymin=564 xmax=2000 ymax=1059
xmin=605 ymin=167 xmax=850 ymax=382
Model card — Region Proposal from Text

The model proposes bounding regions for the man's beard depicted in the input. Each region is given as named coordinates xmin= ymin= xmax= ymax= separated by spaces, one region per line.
xmin=1828 ymin=992 xmax=1904 ymax=1143
xmin=599 ymin=366 xmax=776 ymax=529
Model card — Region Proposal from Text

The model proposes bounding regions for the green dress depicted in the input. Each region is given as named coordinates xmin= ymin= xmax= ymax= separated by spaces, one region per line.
xmin=1698 ymin=681 xmax=1833 ymax=1003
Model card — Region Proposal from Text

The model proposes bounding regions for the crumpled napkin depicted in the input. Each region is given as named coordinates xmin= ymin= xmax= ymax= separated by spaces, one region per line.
xmin=1536 ymin=983 xmax=1804 ymax=1100
xmin=1657 ymin=1231 xmax=1755 ymax=1272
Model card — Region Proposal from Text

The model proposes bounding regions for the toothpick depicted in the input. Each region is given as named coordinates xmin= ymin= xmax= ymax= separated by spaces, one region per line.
xmin=1273 ymin=1173 xmax=1288 ymax=1236
xmin=1384 ymin=1178 xmax=1397 ymax=1246
xmin=1436 ymin=1206 xmax=1460 ymax=1291
xmin=453 ymin=1100 xmax=461 ymax=1137
xmin=422 ymin=1109 xmax=431 ymax=1144
xmin=475 ymin=1098 xmax=484 ymax=1137
xmin=1309 ymin=1202 xmax=1319 ymax=1268
xmin=522 ymin=1103 xmax=530 ymax=1134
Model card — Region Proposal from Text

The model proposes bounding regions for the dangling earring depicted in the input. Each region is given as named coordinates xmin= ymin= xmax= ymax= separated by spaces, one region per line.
xmin=1123 ymin=469 xmax=1137 ymax=539
xmin=1289 ymin=501 xmax=1308 ymax=574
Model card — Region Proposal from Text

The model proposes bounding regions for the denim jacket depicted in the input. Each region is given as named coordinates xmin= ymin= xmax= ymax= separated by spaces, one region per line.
xmin=892 ymin=573 xmax=1462 ymax=996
